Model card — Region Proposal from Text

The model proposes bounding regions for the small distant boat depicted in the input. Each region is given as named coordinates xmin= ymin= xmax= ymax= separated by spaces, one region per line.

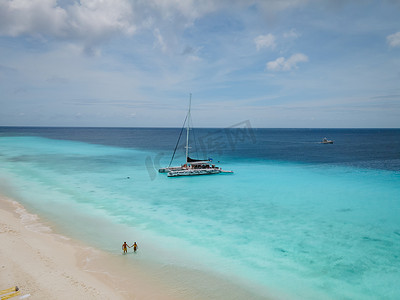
xmin=321 ymin=137 xmax=333 ymax=144
xmin=159 ymin=94 xmax=233 ymax=177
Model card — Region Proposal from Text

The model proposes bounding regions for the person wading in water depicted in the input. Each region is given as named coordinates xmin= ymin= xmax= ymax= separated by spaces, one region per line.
xmin=132 ymin=242 xmax=138 ymax=252
xmin=122 ymin=242 xmax=130 ymax=254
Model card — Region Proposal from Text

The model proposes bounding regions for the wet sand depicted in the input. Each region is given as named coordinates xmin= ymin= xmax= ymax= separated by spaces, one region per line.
xmin=0 ymin=194 xmax=273 ymax=299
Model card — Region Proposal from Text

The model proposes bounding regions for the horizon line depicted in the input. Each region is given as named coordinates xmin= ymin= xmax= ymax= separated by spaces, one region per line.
xmin=1 ymin=125 xmax=399 ymax=130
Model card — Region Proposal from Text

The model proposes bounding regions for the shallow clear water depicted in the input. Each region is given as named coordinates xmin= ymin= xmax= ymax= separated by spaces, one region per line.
xmin=0 ymin=127 xmax=399 ymax=299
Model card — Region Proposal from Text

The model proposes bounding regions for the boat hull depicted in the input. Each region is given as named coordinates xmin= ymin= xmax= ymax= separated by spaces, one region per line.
xmin=159 ymin=166 xmax=183 ymax=173
xmin=167 ymin=169 xmax=221 ymax=177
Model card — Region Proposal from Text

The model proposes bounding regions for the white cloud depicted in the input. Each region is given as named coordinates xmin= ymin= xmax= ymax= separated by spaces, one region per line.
xmin=283 ymin=28 xmax=300 ymax=39
xmin=0 ymin=1 xmax=311 ymax=48
xmin=257 ymin=0 xmax=312 ymax=12
xmin=387 ymin=31 xmax=400 ymax=48
xmin=153 ymin=28 xmax=167 ymax=52
xmin=0 ymin=0 xmax=135 ymax=45
xmin=0 ymin=0 xmax=216 ymax=55
xmin=147 ymin=0 xmax=216 ymax=24
xmin=254 ymin=34 xmax=276 ymax=51
xmin=67 ymin=0 xmax=136 ymax=38
xmin=266 ymin=53 xmax=308 ymax=71
xmin=0 ymin=0 xmax=67 ymax=36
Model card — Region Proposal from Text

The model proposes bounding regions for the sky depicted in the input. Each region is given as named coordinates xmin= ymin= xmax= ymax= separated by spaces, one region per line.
xmin=0 ymin=0 xmax=399 ymax=128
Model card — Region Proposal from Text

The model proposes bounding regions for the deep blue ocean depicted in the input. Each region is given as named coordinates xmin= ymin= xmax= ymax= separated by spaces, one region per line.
xmin=0 ymin=127 xmax=399 ymax=299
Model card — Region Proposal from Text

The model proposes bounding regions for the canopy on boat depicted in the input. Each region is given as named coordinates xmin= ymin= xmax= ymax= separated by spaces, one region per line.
xmin=187 ymin=157 xmax=212 ymax=164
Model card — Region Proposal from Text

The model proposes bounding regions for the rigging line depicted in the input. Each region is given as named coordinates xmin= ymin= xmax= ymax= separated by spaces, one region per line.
xmin=190 ymin=117 xmax=200 ymax=159
xmin=168 ymin=113 xmax=188 ymax=167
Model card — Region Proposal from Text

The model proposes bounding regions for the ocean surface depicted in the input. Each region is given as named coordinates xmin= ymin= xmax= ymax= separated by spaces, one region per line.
xmin=0 ymin=126 xmax=399 ymax=299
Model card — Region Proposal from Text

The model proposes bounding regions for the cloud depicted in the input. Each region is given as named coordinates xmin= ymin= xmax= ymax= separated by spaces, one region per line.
xmin=266 ymin=53 xmax=308 ymax=71
xmin=387 ymin=31 xmax=400 ymax=48
xmin=0 ymin=0 xmax=135 ymax=46
xmin=0 ymin=1 xmax=311 ymax=48
xmin=0 ymin=0 xmax=215 ymax=55
xmin=254 ymin=34 xmax=276 ymax=51
xmin=283 ymin=28 xmax=300 ymax=39
xmin=67 ymin=0 xmax=136 ymax=38
xmin=0 ymin=0 xmax=67 ymax=37
xmin=153 ymin=28 xmax=167 ymax=52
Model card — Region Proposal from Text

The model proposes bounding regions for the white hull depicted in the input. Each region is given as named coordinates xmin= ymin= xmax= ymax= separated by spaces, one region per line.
xmin=167 ymin=168 xmax=221 ymax=177
xmin=321 ymin=137 xmax=333 ymax=144
xmin=159 ymin=166 xmax=184 ymax=173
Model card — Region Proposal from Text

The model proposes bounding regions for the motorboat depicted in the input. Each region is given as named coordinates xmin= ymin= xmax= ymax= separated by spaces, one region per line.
xmin=321 ymin=137 xmax=333 ymax=144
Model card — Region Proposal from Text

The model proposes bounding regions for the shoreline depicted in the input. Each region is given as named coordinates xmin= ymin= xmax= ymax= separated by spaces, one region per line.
xmin=0 ymin=195 xmax=172 ymax=299
xmin=0 ymin=194 xmax=273 ymax=299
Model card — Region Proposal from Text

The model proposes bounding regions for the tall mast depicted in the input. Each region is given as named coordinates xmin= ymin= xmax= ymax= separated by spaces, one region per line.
xmin=185 ymin=93 xmax=191 ymax=164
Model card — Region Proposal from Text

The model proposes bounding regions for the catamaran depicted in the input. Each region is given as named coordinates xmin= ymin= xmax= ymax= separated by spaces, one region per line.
xmin=159 ymin=94 xmax=233 ymax=177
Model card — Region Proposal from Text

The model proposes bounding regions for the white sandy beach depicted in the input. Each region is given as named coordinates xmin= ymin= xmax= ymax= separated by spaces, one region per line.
xmin=0 ymin=195 xmax=175 ymax=299
xmin=0 ymin=194 xmax=271 ymax=300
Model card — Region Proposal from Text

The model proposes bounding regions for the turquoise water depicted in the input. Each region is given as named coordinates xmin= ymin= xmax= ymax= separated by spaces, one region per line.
xmin=0 ymin=130 xmax=400 ymax=299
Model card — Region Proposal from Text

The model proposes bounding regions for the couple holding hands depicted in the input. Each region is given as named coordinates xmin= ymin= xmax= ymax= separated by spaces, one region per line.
xmin=122 ymin=241 xmax=138 ymax=254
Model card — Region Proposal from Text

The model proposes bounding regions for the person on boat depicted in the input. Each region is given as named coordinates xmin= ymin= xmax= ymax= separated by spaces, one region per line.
xmin=131 ymin=242 xmax=138 ymax=252
xmin=122 ymin=242 xmax=130 ymax=254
